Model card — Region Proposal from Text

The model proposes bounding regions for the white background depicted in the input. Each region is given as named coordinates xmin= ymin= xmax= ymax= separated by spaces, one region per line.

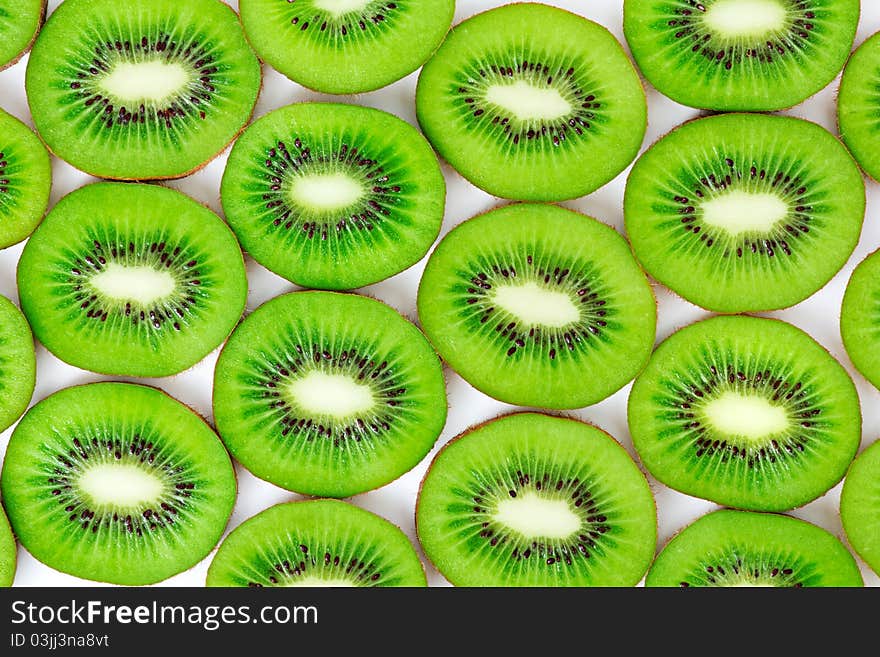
xmin=1 ymin=0 xmax=878 ymax=587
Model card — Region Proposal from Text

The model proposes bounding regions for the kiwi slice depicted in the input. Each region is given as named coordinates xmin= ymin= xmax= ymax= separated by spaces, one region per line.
xmin=623 ymin=0 xmax=859 ymax=111
xmin=213 ymin=290 xmax=446 ymax=497
xmin=239 ymin=0 xmax=454 ymax=95
xmin=628 ymin=315 xmax=861 ymax=511
xmin=18 ymin=183 xmax=247 ymax=377
xmin=0 ymin=295 xmax=35 ymax=434
xmin=0 ymin=108 xmax=51 ymax=249
xmin=417 ymin=203 xmax=656 ymax=410
xmin=0 ymin=503 xmax=14 ymax=587
xmin=417 ymin=413 xmax=656 ymax=587
xmin=840 ymin=250 xmax=880 ymax=391
xmin=625 ymin=113 xmax=864 ymax=313
xmin=25 ymin=0 xmax=261 ymax=180
xmin=840 ymin=440 xmax=880 ymax=576
xmin=839 ymin=32 xmax=880 ymax=182
xmin=207 ymin=499 xmax=426 ymax=587
xmin=221 ymin=102 xmax=445 ymax=290
xmin=416 ymin=3 xmax=647 ymax=201
xmin=646 ymin=509 xmax=863 ymax=587
xmin=0 ymin=0 xmax=44 ymax=70
xmin=0 ymin=382 xmax=237 ymax=585
xmin=17 ymin=182 xmax=247 ymax=377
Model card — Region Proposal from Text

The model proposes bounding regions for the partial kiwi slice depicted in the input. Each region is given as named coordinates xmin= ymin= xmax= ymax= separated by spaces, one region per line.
xmin=221 ymin=102 xmax=445 ymax=290
xmin=628 ymin=315 xmax=861 ymax=511
xmin=240 ymin=0 xmax=454 ymax=94
xmin=0 ymin=0 xmax=44 ymax=70
xmin=213 ymin=290 xmax=446 ymax=497
xmin=207 ymin=499 xmax=426 ymax=587
xmin=417 ymin=413 xmax=656 ymax=587
xmin=25 ymin=0 xmax=261 ymax=180
xmin=418 ymin=203 xmax=656 ymax=409
xmin=0 ymin=108 xmax=51 ymax=249
xmin=0 ymin=382 xmax=237 ymax=585
xmin=839 ymin=32 xmax=880 ymax=182
xmin=17 ymin=182 xmax=247 ymax=377
xmin=0 ymin=295 xmax=35 ymax=434
xmin=416 ymin=3 xmax=646 ymax=201
xmin=623 ymin=0 xmax=859 ymax=111
xmin=841 ymin=250 xmax=880 ymax=391
xmin=840 ymin=440 xmax=880 ymax=576
xmin=625 ymin=113 xmax=864 ymax=313
xmin=0 ymin=503 xmax=14 ymax=587
xmin=646 ymin=509 xmax=863 ymax=587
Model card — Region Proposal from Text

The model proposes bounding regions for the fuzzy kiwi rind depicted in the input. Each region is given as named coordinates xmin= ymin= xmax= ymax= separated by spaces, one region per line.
xmin=0 ymin=503 xmax=15 ymax=587
xmin=623 ymin=0 xmax=860 ymax=111
xmin=0 ymin=294 xmax=36 ymax=435
xmin=25 ymin=0 xmax=262 ymax=181
xmin=207 ymin=499 xmax=427 ymax=587
xmin=212 ymin=290 xmax=447 ymax=498
xmin=628 ymin=315 xmax=861 ymax=511
xmin=0 ymin=108 xmax=52 ymax=250
xmin=624 ymin=113 xmax=865 ymax=313
xmin=0 ymin=382 xmax=237 ymax=586
xmin=16 ymin=182 xmax=248 ymax=378
xmin=417 ymin=412 xmax=657 ymax=587
xmin=417 ymin=202 xmax=657 ymax=410
xmin=239 ymin=0 xmax=455 ymax=95
xmin=416 ymin=3 xmax=647 ymax=201
xmin=840 ymin=440 xmax=880 ymax=576
xmin=220 ymin=102 xmax=446 ymax=290
xmin=0 ymin=0 xmax=46 ymax=72
xmin=645 ymin=509 xmax=864 ymax=587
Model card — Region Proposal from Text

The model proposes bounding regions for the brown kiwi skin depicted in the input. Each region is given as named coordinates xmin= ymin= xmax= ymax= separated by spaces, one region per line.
xmin=27 ymin=1 xmax=262 ymax=181
xmin=0 ymin=1 xmax=47 ymax=73
xmin=14 ymin=183 xmax=249 ymax=376
xmin=414 ymin=410 xmax=658 ymax=584
xmin=625 ymin=112 xmax=865 ymax=313
xmin=211 ymin=289 xmax=449 ymax=498
xmin=628 ymin=314 xmax=863 ymax=509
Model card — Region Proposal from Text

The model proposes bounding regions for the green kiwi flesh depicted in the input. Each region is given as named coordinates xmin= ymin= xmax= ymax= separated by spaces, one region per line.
xmin=839 ymin=31 xmax=880 ymax=182
xmin=207 ymin=499 xmax=426 ymax=587
xmin=0 ymin=108 xmax=51 ymax=249
xmin=417 ymin=412 xmax=657 ymax=587
xmin=628 ymin=315 xmax=860 ymax=511
xmin=625 ymin=113 xmax=864 ymax=312
xmin=417 ymin=203 xmax=656 ymax=409
xmin=646 ymin=509 xmax=863 ymax=587
xmin=0 ymin=503 xmax=14 ymax=586
xmin=840 ymin=440 xmax=880 ymax=576
xmin=841 ymin=249 xmax=880 ymax=391
xmin=623 ymin=0 xmax=859 ymax=111
xmin=0 ymin=295 xmax=35 ymax=434
xmin=416 ymin=3 xmax=647 ymax=201
xmin=239 ymin=0 xmax=454 ymax=95
xmin=213 ymin=290 xmax=447 ymax=498
xmin=0 ymin=382 xmax=237 ymax=585
xmin=25 ymin=0 xmax=261 ymax=180
xmin=17 ymin=182 xmax=247 ymax=377
xmin=0 ymin=0 xmax=44 ymax=70
xmin=221 ymin=102 xmax=445 ymax=290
